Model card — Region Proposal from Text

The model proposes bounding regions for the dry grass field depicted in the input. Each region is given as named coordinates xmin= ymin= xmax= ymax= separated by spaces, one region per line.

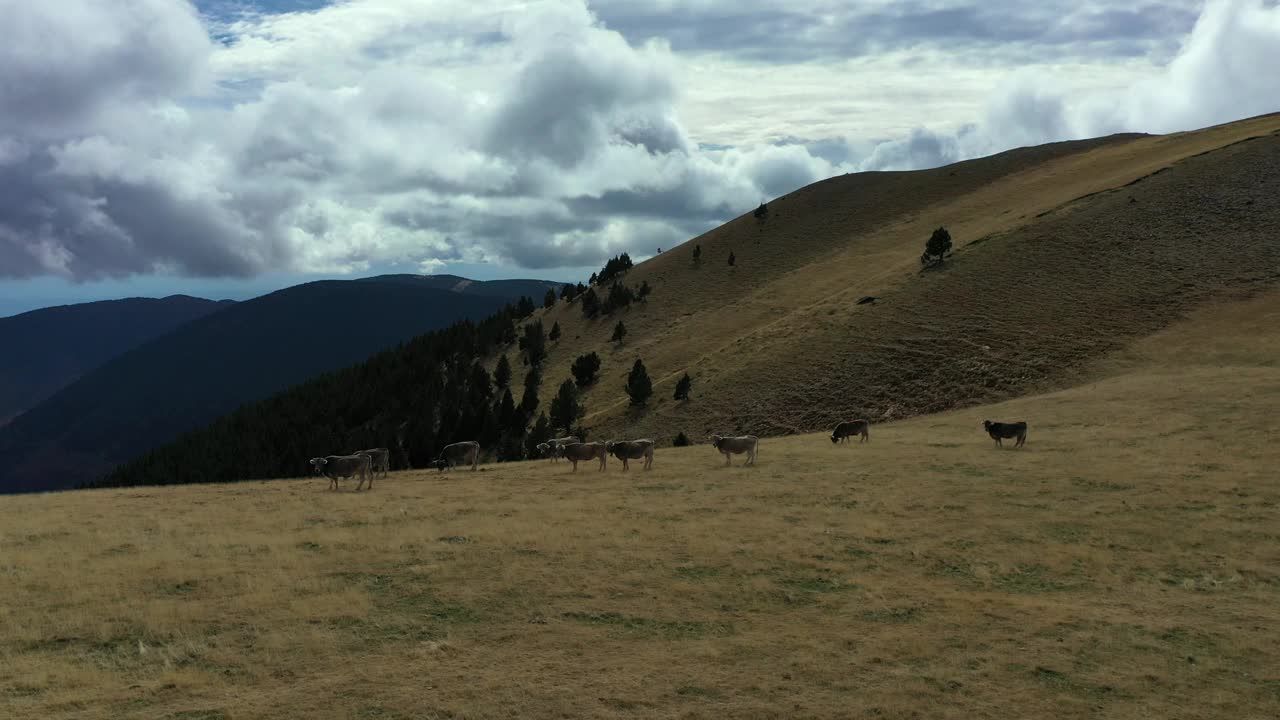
xmin=524 ymin=113 xmax=1280 ymax=441
xmin=3 ymin=288 xmax=1277 ymax=719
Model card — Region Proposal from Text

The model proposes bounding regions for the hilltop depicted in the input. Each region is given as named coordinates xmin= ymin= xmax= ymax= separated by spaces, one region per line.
xmin=527 ymin=114 xmax=1280 ymax=441
xmin=0 ymin=295 xmax=231 ymax=427
xmin=3 ymin=286 xmax=1276 ymax=719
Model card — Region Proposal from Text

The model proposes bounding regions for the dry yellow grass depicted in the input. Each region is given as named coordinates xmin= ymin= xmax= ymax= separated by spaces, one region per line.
xmin=4 ymin=288 xmax=1277 ymax=719
xmin=521 ymin=112 xmax=1280 ymax=441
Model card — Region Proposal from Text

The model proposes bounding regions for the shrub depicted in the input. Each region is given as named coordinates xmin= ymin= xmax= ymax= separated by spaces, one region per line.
xmin=674 ymin=373 xmax=692 ymax=401
xmin=549 ymin=321 xmax=561 ymax=341
xmin=692 ymin=244 xmax=701 ymax=262
xmin=518 ymin=320 xmax=546 ymax=368
xmin=571 ymin=352 xmax=601 ymax=386
xmin=638 ymin=281 xmax=651 ymax=301
xmin=543 ymin=288 xmax=557 ymax=309
xmin=611 ymin=321 xmax=627 ymax=344
xmin=581 ymin=288 xmax=601 ymax=318
xmin=728 ymin=251 xmax=736 ymax=267
xmin=922 ymin=226 xmax=953 ymax=266
xmin=673 ymin=432 xmax=691 ymax=447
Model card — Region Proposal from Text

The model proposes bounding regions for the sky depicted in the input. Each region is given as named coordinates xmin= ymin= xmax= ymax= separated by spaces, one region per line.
xmin=2 ymin=0 xmax=1279 ymax=316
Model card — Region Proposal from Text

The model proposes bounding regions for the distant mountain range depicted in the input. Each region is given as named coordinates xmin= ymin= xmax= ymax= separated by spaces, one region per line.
xmin=0 ymin=296 xmax=233 ymax=427
xmin=0 ymin=274 xmax=558 ymax=493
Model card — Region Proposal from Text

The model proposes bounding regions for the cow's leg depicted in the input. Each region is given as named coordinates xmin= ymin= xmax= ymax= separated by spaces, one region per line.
xmin=723 ymin=452 xmax=730 ymax=467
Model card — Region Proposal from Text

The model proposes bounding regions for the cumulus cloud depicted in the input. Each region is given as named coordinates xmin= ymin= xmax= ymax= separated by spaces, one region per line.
xmin=0 ymin=0 xmax=1276 ymax=282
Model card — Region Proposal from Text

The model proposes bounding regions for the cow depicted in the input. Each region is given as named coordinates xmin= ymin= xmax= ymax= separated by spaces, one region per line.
xmin=537 ymin=436 xmax=580 ymax=463
xmin=606 ymin=439 xmax=654 ymax=471
xmin=709 ymin=434 xmax=758 ymax=466
xmin=353 ymin=447 xmax=390 ymax=479
xmin=434 ymin=441 xmax=480 ymax=472
xmin=310 ymin=454 xmax=374 ymax=491
xmin=983 ymin=420 xmax=1027 ymax=448
xmin=831 ymin=420 xmax=870 ymax=444
xmin=559 ymin=442 xmax=608 ymax=472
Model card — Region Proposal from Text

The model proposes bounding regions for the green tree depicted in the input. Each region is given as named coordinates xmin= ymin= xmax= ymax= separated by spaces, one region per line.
xmin=611 ymin=321 xmax=627 ymax=345
xmin=543 ymin=288 xmax=557 ymax=309
xmin=692 ymin=244 xmax=701 ymax=262
xmin=524 ymin=412 xmax=552 ymax=457
xmin=494 ymin=354 xmax=511 ymax=389
xmin=922 ymin=226 xmax=953 ymax=266
xmin=520 ymin=368 xmax=540 ymax=418
xmin=727 ymin=251 xmax=736 ymax=267
xmin=550 ymin=379 xmax=583 ymax=432
xmin=673 ymin=431 xmax=691 ymax=447
xmin=571 ymin=352 xmax=601 ymax=386
xmin=638 ymin=281 xmax=651 ymax=301
xmin=625 ymin=359 xmax=653 ymax=406
xmin=549 ymin=321 xmax=561 ymax=341
xmin=674 ymin=372 xmax=692 ymax=401
xmin=519 ymin=320 xmax=546 ymax=367
xmin=581 ymin=288 xmax=601 ymax=318
xmin=516 ymin=295 xmax=536 ymax=317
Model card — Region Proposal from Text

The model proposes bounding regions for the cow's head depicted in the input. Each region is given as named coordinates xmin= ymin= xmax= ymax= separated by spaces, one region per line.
xmin=830 ymin=433 xmax=840 ymax=444
xmin=982 ymin=420 xmax=994 ymax=431
xmin=707 ymin=435 xmax=722 ymax=448
xmin=433 ymin=458 xmax=447 ymax=472
xmin=309 ymin=457 xmax=328 ymax=473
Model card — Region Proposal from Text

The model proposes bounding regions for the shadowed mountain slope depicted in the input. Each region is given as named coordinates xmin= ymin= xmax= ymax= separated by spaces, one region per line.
xmin=0 ymin=276 xmax=556 ymax=493
xmin=0 ymin=295 xmax=232 ymax=427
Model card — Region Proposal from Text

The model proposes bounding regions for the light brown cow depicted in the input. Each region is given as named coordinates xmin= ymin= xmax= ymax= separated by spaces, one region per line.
xmin=709 ymin=435 xmax=758 ymax=466
xmin=606 ymin=439 xmax=654 ymax=470
xmin=538 ymin=436 xmax=581 ymax=463
xmin=560 ymin=442 xmax=608 ymax=472
xmin=311 ymin=454 xmax=374 ymax=491
xmin=434 ymin=441 xmax=480 ymax=472
xmin=354 ymin=447 xmax=391 ymax=478
xmin=830 ymin=420 xmax=870 ymax=444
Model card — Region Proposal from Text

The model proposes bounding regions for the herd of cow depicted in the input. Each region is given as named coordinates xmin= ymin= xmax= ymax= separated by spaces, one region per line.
xmin=307 ymin=418 xmax=1028 ymax=491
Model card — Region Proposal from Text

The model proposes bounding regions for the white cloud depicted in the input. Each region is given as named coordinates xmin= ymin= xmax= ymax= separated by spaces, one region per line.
xmin=0 ymin=0 xmax=1276 ymax=282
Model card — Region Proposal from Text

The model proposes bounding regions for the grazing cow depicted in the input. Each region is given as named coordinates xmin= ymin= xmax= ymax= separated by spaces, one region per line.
xmin=310 ymin=454 xmax=374 ymax=491
xmin=831 ymin=420 xmax=870 ymax=444
xmin=606 ymin=439 xmax=655 ymax=470
xmin=983 ymin=420 xmax=1028 ymax=448
xmin=709 ymin=434 xmax=758 ymax=466
xmin=354 ymin=447 xmax=390 ymax=479
xmin=434 ymin=441 xmax=480 ymax=472
xmin=559 ymin=442 xmax=608 ymax=472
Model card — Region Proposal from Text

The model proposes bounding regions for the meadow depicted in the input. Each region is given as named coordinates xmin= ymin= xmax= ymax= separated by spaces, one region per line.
xmin=3 ymin=290 xmax=1277 ymax=719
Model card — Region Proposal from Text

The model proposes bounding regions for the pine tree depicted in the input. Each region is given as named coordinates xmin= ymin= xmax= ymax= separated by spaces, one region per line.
xmin=520 ymin=320 xmax=546 ymax=367
xmin=728 ymin=251 xmax=736 ymax=267
xmin=543 ymin=288 xmax=557 ymax=309
xmin=692 ymin=244 xmax=702 ymax=262
xmin=922 ymin=226 xmax=953 ymax=266
xmin=674 ymin=372 xmax=692 ymax=401
xmin=673 ymin=431 xmax=691 ymax=447
xmin=497 ymin=388 xmax=518 ymax=432
xmin=494 ymin=354 xmax=511 ymax=389
xmin=638 ymin=281 xmax=651 ymax=301
xmin=550 ymin=380 xmax=582 ymax=432
xmin=525 ymin=412 xmax=553 ymax=458
xmin=611 ymin=321 xmax=627 ymax=344
xmin=549 ymin=321 xmax=561 ymax=341
xmin=581 ymin=288 xmax=601 ymax=318
xmin=516 ymin=295 xmax=536 ymax=317
xmin=625 ymin=359 xmax=653 ymax=406
xmin=520 ymin=368 xmax=540 ymax=418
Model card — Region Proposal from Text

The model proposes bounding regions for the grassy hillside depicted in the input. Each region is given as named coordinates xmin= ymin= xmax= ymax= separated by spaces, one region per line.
xmin=2 ymin=288 xmax=1276 ymax=719
xmin=526 ymin=113 xmax=1280 ymax=441
xmin=0 ymin=295 xmax=231 ymax=426
xmin=0 ymin=278 xmax=535 ymax=494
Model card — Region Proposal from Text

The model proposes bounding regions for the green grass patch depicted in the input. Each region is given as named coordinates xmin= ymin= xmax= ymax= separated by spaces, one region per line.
xmin=1070 ymin=477 xmax=1134 ymax=492
xmin=674 ymin=565 xmax=724 ymax=579
xmin=561 ymin=612 xmax=733 ymax=639
xmin=994 ymin=565 xmax=1074 ymax=593
xmin=676 ymin=685 xmax=725 ymax=700
xmin=860 ymin=606 xmax=923 ymax=623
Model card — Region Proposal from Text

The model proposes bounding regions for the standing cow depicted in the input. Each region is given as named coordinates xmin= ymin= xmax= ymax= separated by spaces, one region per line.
xmin=434 ymin=441 xmax=481 ymax=472
xmin=310 ymin=454 xmax=374 ymax=491
xmin=559 ymin=442 xmax=608 ymax=472
xmin=983 ymin=420 xmax=1028 ymax=448
xmin=831 ymin=420 xmax=870 ymax=444
xmin=606 ymin=439 xmax=655 ymax=470
xmin=708 ymin=434 xmax=758 ymax=466
xmin=354 ymin=447 xmax=391 ymax=479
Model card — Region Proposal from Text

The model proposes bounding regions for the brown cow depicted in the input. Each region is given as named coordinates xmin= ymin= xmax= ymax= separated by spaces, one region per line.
xmin=709 ymin=435 xmax=758 ymax=466
xmin=560 ymin=442 xmax=608 ymax=472
xmin=606 ymin=439 xmax=654 ymax=470
xmin=311 ymin=454 xmax=374 ymax=491
xmin=434 ymin=441 xmax=480 ymax=471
